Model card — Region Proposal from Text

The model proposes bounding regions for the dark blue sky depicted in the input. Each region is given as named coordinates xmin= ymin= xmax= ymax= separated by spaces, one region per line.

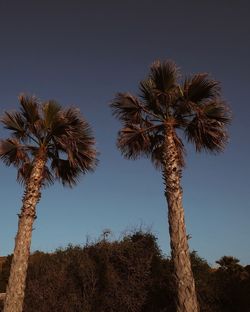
xmin=0 ymin=0 xmax=249 ymax=265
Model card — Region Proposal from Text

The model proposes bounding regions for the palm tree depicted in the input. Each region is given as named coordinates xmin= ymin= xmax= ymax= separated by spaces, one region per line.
xmin=110 ymin=60 xmax=231 ymax=312
xmin=0 ymin=95 xmax=97 ymax=312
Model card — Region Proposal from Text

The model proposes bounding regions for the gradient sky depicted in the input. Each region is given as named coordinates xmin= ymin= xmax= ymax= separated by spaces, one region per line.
xmin=0 ymin=0 xmax=249 ymax=265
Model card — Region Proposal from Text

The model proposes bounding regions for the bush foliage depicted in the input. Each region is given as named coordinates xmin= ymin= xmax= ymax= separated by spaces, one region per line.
xmin=1 ymin=232 xmax=249 ymax=312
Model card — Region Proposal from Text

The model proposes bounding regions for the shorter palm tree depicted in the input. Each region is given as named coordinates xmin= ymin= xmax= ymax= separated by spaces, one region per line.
xmin=0 ymin=95 xmax=97 ymax=312
xmin=110 ymin=60 xmax=231 ymax=312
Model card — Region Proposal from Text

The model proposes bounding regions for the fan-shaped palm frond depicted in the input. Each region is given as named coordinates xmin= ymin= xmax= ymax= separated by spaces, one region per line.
xmin=117 ymin=124 xmax=152 ymax=159
xmin=51 ymin=158 xmax=82 ymax=187
xmin=185 ymin=99 xmax=231 ymax=153
xmin=183 ymin=73 xmax=220 ymax=103
xmin=43 ymin=100 xmax=61 ymax=130
xmin=185 ymin=115 xmax=228 ymax=152
xmin=19 ymin=94 xmax=40 ymax=124
xmin=1 ymin=111 xmax=26 ymax=140
xmin=139 ymin=79 xmax=165 ymax=117
xmin=150 ymin=60 xmax=179 ymax=93
xmin=0 ymin=138 xmax=28 ymax=166
xmin=202 ymin=100 xmax=231 ymax=123
xmin=111 ymin=93 xmax=143 ymax=124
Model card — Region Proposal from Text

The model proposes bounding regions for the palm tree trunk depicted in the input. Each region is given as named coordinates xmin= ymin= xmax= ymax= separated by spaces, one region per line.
xmin=163 ymin=125 xmax=199 ymax=312
xmin=3 ymin=151 xmax=46 ymax=312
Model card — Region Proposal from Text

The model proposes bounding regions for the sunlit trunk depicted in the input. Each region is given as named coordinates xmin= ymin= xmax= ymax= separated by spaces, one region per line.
xmin=163 ymin=124 xmax=199 ymax=312
xmin=4 ymin=150 xmax=46 ymax=312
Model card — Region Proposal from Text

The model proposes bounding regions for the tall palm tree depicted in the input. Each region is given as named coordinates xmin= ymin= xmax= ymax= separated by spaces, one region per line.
xmin=110 ymin=60 xmax=231 ymax=312
xmin=0 ymin=95 xmax=97 ymax=312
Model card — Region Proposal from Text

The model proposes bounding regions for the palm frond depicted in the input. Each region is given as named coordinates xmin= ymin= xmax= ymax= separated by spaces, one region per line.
xmin=51 ymin=158 xmax=82 ymax=187
xmin=110 ymin=93 xmax=144 ymax=124
xmin=202 ymin=100 xmax=231 ymax=124
xmin=173 ymin=97 xmax=193 ymax=119
xmin=43 ymin=100 xmax=61 ymax=130
xmin=149 ymin=60 xmax=179 ymax=93
xmin=185 ymin=116 xmax=228 ymax=153
xmin=139 ymin=79 xmax=164 ymax=117
xmin=18 ymin=94 xmax=44 ymax=140
xmin=117 ymin=124 xmax=162 ymax=160
xmin=183 ymin=74 xmax=220 ymax=103
xmin=40 ymin=165 xmax=56 ymax=187
xmin=72 ymin=141 xmax=97 ymax=172
xmin=0 ymin=138 xmax=28 ymax=166
xmin=19 ymin=94 xmax=40 ymax=124
xmin=52 ymin=137 xmax=97 ymax=171
xmin=1 ymin=111 xmax=26 ymax=140
xmin=50 ymin=110 xmax=97 ymax=167
xmin=139 ymin=79 xmax=155 ymax=102
xmin=58 ymin=107 xmax=91 ymax=141
xmin=62 ymin=107 xmax=83 ymax=128
xmin=47 ymin=107 xmax=97 ymax=184
xmin=185 ymin=99 xmax=231 ymax=153
xmin=70 ymin=114 xmax=96 ymax=145
xmin=117 ymin=125 xmax=151 ymax=159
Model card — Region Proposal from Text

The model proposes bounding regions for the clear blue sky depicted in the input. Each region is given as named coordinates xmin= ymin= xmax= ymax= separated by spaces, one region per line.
xmin=0 ymin=0 xmax=249 ymax=265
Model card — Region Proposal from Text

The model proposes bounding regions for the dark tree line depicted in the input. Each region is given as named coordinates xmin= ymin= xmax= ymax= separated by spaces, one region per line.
xmin=1 ymin=232 xmax=249 ymax=312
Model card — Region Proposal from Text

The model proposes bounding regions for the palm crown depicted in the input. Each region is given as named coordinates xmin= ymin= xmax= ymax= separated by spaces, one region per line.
xmin=111 ymin=60 xmax=231 ymax=168
xmin=0 ymin=95 xmax=97 ymax=186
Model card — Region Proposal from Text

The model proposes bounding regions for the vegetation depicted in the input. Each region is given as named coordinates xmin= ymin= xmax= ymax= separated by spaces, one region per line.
xmin=0 ymin=96 xmax=97 ymax=312
xmin=0 ymin=232 xmax=249 ymax=312
xmin=110 ymin=60 xmax=231 ymax=311
xmin=0 ymin=60 xmax=234 ymax=311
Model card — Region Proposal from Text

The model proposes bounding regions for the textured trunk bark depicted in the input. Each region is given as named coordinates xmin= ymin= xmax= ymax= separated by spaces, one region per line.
xmin=3 ymin=151 xmax=46 ymax=312
xmin=163 ymin=125 xmax=199 ymax=312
